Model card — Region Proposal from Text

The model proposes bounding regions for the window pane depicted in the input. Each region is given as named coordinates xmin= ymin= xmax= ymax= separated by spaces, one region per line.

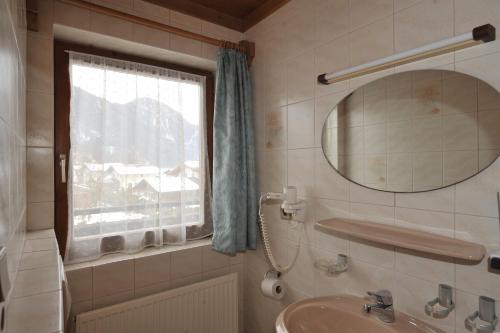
xmin=69 ymin=58 xmax=203 ymax=243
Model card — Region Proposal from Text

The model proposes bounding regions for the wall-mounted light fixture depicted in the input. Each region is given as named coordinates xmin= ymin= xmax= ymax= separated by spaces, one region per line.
xmin=318 ymin=24 xmax=495 ymax=85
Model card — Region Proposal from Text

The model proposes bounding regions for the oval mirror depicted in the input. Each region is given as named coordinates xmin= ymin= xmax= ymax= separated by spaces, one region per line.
xmin=321 ymin=70 xmax=500 ymax=192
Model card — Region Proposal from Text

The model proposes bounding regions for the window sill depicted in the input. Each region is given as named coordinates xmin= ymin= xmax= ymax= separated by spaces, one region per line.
xmin=65 ymin=237 xmax=213 ymax=272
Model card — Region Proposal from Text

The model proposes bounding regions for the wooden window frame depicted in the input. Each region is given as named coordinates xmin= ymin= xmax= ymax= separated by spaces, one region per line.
xmin=54 ymin=40 xmax=214 ymax=257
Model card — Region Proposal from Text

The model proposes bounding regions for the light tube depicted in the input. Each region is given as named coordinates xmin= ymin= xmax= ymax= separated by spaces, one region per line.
xmin=318 ymin=24 xmax=495 ymax=85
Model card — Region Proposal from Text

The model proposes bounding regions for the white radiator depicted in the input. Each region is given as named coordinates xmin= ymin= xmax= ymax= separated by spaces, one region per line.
xmin=76 ymin=273 xmax=238 ymax=333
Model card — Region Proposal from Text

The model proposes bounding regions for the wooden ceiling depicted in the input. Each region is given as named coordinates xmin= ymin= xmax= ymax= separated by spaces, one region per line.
xmin=143 ymin=0 xmax=290 ymax=32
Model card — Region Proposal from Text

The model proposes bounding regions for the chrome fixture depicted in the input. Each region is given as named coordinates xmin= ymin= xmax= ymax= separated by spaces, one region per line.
xmin=425 ymin=284 xmax=455 ymax=318
xmin=465 ymin=296 xmax=497 ymax=332
xmin=59 ymin=154 xmax=67 ymax=183
xmin=318 ymin=24 xmax=495 ymax=85
xmin=363 ymin=290 xmax=395 ymax=323
xmin=314 ymin=254 xmax=348 ymax=275
xmin=261 ymin=186 xmax=306 ymax=222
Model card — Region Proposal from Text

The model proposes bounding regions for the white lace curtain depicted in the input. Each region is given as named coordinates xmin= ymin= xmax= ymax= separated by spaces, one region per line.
xmin=65 ymin=52 xmax=212 ymax=263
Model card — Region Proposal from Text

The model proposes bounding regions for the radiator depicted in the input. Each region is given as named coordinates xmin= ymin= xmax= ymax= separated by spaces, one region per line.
xmin=76 ymin=273 xmax=238 ymax=333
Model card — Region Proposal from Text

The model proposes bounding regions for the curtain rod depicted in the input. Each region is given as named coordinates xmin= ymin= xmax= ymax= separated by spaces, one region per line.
xmin=318 ymin=24 xmax=496 ymax=85
xmin=58 ymin=0 xmax=255 ymax=65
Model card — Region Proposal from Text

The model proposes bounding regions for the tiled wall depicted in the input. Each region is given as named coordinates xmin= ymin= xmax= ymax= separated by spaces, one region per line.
xmin=0 ymin=0 xmax=27 ymax=309
xmin=65 ymin=243 xmax=244 ymax=332
xmin=26 ymin=0 xmax=243 ymax=231
xmin=7 ymin=230 xmax=63 ymax=333
xmin=243 ymin=1 xmax=500 ymax=332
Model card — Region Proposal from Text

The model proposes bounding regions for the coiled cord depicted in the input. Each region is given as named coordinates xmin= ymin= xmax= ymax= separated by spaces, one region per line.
xmin=258 ymin=194 xmax=302 ymax=273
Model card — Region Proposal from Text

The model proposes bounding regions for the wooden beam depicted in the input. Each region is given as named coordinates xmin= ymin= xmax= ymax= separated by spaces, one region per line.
xmin=243 ymin=0 xmax=290 ymax=31
xmin=144 ymin=0 xmax=245 ymax=32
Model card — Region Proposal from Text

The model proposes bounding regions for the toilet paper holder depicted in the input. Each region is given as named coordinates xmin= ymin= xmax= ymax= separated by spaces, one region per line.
xmin=264 ymin=270 xmax=281 ymax=280
xmin=261 ymin=270 xmax=285 ymax=300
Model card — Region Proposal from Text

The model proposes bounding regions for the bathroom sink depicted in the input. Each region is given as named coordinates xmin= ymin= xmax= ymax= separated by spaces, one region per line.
xmin=276 ymin=295 xmax=444 ymax=333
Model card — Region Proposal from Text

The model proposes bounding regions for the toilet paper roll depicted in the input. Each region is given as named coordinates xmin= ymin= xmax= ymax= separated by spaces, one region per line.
xmin=261 ymin=277 xmax=285 ymax=300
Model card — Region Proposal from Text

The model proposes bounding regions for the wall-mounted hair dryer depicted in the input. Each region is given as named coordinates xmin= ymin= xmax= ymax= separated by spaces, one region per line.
xmin=262 ymin=186 xmax=306 ymax=222
xmin=258 ymin=186 xmax=306 ymax=275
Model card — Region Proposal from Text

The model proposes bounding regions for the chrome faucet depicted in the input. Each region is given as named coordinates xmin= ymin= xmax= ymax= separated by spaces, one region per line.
xmin=363 ymin=290 xmax=395 ymax=323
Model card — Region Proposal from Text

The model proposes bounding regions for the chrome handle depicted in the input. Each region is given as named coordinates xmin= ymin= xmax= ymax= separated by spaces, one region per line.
xmin=425 ymin=284 xmax=455 ymax=318
xmin=59 ymin=154 xmax=66 ymax=183
xmin=479 ymin=296 xmax=496 ymax=323
xmin=464 ymin=297 xmax=497 ymax=333
xmin=465 ymin=311 xmax=479 ymax=332
xmin=367 ymin=290 xmax=392 ymax=305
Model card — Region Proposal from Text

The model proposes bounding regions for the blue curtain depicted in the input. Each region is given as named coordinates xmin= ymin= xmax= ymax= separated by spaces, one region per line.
xmin=212 ymin=48 xmax=257 ymax=254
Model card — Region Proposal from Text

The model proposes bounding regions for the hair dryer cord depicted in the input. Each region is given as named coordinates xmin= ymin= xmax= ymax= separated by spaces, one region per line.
xmin=258 ymin=194 xmax=302 ymax=273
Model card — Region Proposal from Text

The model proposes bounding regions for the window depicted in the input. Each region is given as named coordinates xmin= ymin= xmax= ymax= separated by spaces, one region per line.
xmin=54 ymin=42 xmax=214 ymax=263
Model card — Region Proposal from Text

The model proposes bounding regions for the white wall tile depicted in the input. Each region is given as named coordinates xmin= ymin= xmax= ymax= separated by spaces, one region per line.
xmin=283 ymin=243 xmax=315 ymax=295
xmin=314 ymin=149 xmax=349 ymax=200
xmin=27 ymin=147 xmax=54 ymax=203
xmin=395 ymin=207 xmax=454 ymax=237
xmin=132 ymin=24 xmax=169 ymax=49
xmin=454 ymin=214 xmax=500 ymax=249
xmin=349 ymin=239 xmax=394 ymax=269
xmin=394 ymin=0 xmax=454 ymax=52
xmin=349 ymin=182 xmax=394 ymax=206
xmin=27 ymin=201 xmax=54 ymax=230
xmin=314 ymin=0 xmax=349 ymax=44
xmin=314 ymin=91 xmax=345 ymax=147
xmin=344 ymin=259 xmax=395 ymax=297
xmin=261 ymin=150 xmax=287 ymax=193
xmin=66 ymin=267 xmax=93 ymax=302
xmin=202 ymin=246 xmax=231 ymax=271
xmin=134 ymin=252 xmax=170 ymax=288
xmin=287 ymin=99 xmax=314 ymax=149
xmin=265 ymin=106 xmax=287 ymax=149
xmin=27 ymin=34 xmax=53 ymax=93
xmin=94 ymin=290 xmax=134 ymax=309
xmin=456 ymin=256 xmax=500 ymax=300
xmin=455 ymin=160 xmax=500 ymax=218
xmin=287 ymin=148 xmax=315 ymax=197
xmin=93 ymin=260 xmax=134 ymax=298
xmin=90 ymin=12 xmax=134 ymax=41
xmin=395 ymin=186 xmax=454 ymax=212
xmin=395 ymin=249 xmax=455 ymax=285
xmin=26 ymin=91 xmax=53 ymax=147
xmin=170 ymin=246 xmax=203 ymax=279
xmin=7 ymin=290 xmax=63 ymax=333
xmin=349 ymin=17 xmax=393 ymax=67
xmin=349 ymin=0 xmax=393 ymax=31
xmin=265 ymin=62 xmax=287 ymax=108
xmin=19 ymin=249 xmax=58 ymax=270
xmin=349 ymin=202 xmax=395 ymax=225
xmin=13 ymin=266 xmax=61 ymax=298
xmin=287 ymin=51 xmax=314 ymax=104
